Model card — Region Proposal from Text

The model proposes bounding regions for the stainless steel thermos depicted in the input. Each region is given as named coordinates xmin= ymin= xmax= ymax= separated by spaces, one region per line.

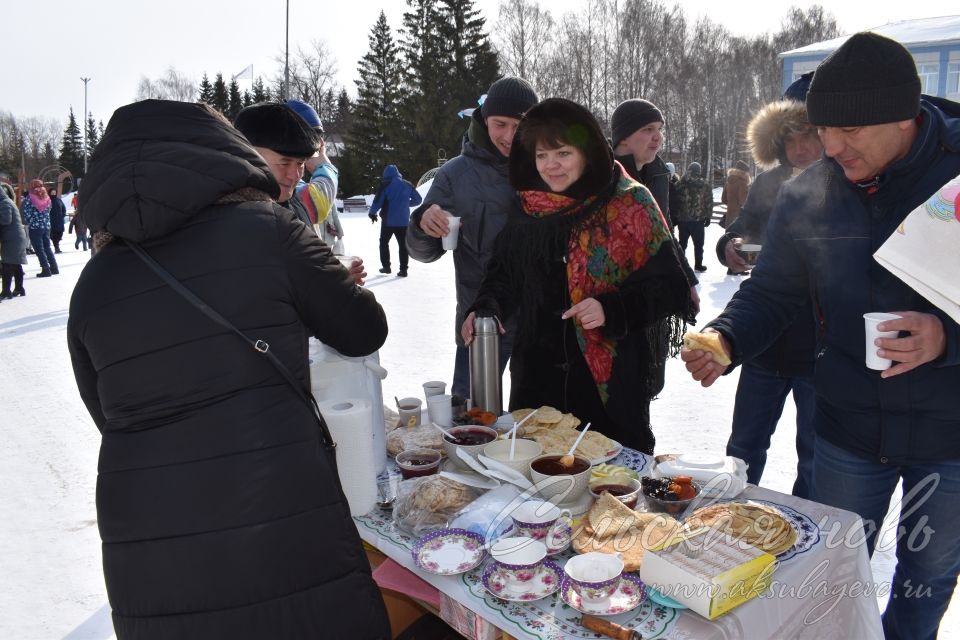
xmin=469 ymin=314 xmax=502 ymax=415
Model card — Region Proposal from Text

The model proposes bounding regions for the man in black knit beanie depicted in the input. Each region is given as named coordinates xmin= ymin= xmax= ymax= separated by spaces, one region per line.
xmin=683 ymin=31 xmax=960 ymax=640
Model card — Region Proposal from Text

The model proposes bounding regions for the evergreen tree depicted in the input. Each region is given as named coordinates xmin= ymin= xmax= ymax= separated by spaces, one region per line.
xmin=211 ymin=73 xmax=229 ymax=114
xmin=398 ymin=0 xmax=458 ymax=181
xmin=227 ymin=79 xmax=244 ymax=119
xmin=252 ymin=77 xmax=270 ymax=102
xmin=59 ymin=108 xmax=84 ymax=177
xmin=439 ymin=0 xmax=500 ymax=113
xmin=198 ymin=73 xmax=214 ymax=104
xmin=335 ymin=88 xmax=354 ymax=133
xmin=41 ymin=141 xmax=57 ymax=168
xmin=86 ymin=113 xmax=100 ymax=158
xmin=242 ymin=91 xmax=253 ymax=107
xmin=351 ymin=10 xmax=406 ymax=190
xmin=320 ymin=88 xmax=337 ymax=127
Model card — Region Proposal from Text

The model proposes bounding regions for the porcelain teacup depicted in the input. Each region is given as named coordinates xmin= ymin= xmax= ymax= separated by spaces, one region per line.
xmin=564 ymin=552 xmax=624 ymax=601
xmin=489 ymin=536 xmax=547 ymax=589
xmin=510 ymin=500 xmax=572 ymax=550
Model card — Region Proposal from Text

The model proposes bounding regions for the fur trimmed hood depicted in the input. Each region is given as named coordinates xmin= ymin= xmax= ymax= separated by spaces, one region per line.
xmin=746 ymin=100 xmax=815 ymax=169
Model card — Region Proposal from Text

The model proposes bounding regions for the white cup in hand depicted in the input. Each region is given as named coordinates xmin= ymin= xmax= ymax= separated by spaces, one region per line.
xmin=442 ymin=216 xmax=461 ymax=250
xmin=864 ymin=312 xmax=901 ymax=370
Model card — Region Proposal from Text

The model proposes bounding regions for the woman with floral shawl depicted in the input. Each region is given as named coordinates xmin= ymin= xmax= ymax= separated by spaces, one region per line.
xmin=463 ymin=98 xmax=692 ymax=453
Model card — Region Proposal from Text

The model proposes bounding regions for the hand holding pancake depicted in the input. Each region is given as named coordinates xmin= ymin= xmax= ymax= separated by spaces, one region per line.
xmin=681 ymin=330 xmax=731 ymax=387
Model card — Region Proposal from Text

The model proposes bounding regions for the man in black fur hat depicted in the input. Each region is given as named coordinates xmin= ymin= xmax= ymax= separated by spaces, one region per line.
xmin=234 ymin=102 xmax=320 ymax=228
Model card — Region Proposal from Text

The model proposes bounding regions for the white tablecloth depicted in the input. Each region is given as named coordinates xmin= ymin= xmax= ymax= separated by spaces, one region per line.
xmin=355 ymin=450 xmax=883 ymax=639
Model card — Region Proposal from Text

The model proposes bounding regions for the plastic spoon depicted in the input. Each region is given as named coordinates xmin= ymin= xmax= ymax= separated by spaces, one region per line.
xmin=431 ymin=422 xmax=455 ymax=439
xmin=510 ymin=409 xmax=539 ymax=461
xmin=559 ymin=422 xmax=592 ymax=467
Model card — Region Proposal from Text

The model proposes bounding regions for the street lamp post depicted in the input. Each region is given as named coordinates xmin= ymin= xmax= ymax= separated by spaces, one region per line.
xmin=81 ymin=77 xmax=91 ymax=174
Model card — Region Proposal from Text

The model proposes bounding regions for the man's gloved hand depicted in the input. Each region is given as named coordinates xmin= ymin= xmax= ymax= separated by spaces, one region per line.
xmin=369 ymin=215 xmax=378 ymax=224
xmin=703 ymin=217 xmax=711 ymax=227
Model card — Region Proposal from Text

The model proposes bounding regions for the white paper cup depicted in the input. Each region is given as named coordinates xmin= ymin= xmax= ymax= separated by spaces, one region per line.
xmin=427 ymin=393 xmax=453 ymax=427
xmin=864 ymin=312 xmax=902 ymax=370
xmin=442 ymin=216 xmax=461 ymax=251
xmin=397 ymin=397 xmax=422 ymax=427
xmin=422 ymin=381 xmax=446 ymax=398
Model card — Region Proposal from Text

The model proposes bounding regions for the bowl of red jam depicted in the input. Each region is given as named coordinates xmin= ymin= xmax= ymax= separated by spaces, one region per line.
xmin=396 ymin=448 xmax=442 ymax=479
xmin=441 ymin=425 xmax=499 ymax=470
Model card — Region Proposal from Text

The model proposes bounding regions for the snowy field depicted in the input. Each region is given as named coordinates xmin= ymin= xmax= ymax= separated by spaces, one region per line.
xmin=1 ymin=209 xmax=955 ymax=638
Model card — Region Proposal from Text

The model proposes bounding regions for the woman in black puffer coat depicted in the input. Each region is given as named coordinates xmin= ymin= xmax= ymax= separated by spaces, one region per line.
xmin=68 ymin=100 xmax=390 ymax=639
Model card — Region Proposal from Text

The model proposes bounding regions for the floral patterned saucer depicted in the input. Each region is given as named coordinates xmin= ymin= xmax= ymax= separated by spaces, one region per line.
xmin=481 ymin=560 xmax=563 ymax=602
xmin=412 ymin=528 xmax=486 ymax=575
xmin=560 ymin=573 xmax=647 ymax=615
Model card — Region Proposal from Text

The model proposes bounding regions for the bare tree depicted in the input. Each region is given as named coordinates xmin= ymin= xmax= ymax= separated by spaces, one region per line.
xmin=135 ymin=67 xmax=196 ymax=102
xmin=278 ymin=39 xmax=339 ymax=111
xmin=493 ymin=0 xmax=555 ymax=88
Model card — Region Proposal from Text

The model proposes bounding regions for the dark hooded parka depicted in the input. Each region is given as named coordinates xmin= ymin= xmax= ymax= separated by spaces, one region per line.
xmin=68 ymin=100 xmax=390 ymax=639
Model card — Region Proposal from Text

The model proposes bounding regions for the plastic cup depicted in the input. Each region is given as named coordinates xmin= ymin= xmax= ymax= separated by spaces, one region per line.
xmin=736 ymin=243 xmax=762 ymax=266
xmin=423 ymin=381 xmax=446 ymax=399
xmin=863 ymin=312 xmax=902 ymax=370
xmin=335 ymin=255 xmax=359 ymax=268
xmin=442 ymin=216 xmax=461 ymax=251
xmin=427 ymin=393 xmax=453 ymax=427
xmin=397 ymin=397 xmax=422 ymax=427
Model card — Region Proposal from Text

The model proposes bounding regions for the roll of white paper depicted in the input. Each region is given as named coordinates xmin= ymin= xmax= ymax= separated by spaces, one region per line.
xmin=319 ymin=397 xmax=377 ymax=516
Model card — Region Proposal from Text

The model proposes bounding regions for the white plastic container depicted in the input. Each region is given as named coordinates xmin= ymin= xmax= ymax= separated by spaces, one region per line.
xmin=309 ymin=339 xmax=388 ymax=473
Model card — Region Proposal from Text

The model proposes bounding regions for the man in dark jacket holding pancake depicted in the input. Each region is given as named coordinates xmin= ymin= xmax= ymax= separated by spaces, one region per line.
xmin=683 ymin=33 xmax=960 ymax=639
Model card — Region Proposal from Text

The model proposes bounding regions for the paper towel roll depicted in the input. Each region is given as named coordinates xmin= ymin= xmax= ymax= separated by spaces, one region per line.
xmin=310 ymin=342 xmax=388 ymax=474
xmin=320 ymin=397 xmax=377 ymax=516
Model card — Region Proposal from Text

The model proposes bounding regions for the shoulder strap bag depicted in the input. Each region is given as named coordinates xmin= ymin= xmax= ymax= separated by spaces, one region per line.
xmin=124 ymin=240 xmax=339 ymax=471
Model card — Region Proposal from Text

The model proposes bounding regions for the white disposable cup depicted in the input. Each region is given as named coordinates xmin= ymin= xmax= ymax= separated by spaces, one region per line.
xmin=397 ymin=397 xmax=422 ymax=428
xmin=423 ymin=381 xmax=446 ymax=399
xmin=335 ymin=255 xmax=359 ymax=269
xmin=427 ymin=393 xmax=453 ymax=427
xmin=442 ymin=216 xmax=461 ymax=251
xmin=864 ymin=312 xmax=902 ymax=370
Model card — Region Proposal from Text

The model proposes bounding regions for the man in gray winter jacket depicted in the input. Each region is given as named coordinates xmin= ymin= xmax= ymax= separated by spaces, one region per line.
xmin=407 ymin=76 xmax=538 ymax=399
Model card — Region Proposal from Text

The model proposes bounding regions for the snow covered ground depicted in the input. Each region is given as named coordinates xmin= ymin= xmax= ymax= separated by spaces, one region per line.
xmin=1 ymin=210 xmax=955 ymax=638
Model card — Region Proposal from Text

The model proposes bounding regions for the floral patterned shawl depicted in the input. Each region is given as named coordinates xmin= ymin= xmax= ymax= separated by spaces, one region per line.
xmin=519 ymin=168 xmax=675 ymax=402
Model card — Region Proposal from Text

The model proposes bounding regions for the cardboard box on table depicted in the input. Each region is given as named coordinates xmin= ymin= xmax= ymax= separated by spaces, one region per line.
xmin=637 ymin=528 xmax=776 ymax=620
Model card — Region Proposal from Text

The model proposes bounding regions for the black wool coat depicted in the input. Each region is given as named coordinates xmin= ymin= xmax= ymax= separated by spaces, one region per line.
xmin=68 ymin=100 xmax=390 ymax=639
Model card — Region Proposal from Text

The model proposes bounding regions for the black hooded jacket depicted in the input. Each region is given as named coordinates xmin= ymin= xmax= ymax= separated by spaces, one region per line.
xmin=68 ymin=100 xmax=390 ymax=639
xmin=471 ymin=99 xmax=690 ymax=453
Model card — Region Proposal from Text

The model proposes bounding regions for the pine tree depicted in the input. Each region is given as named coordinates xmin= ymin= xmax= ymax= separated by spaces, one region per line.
xmin=252 ymin=77 xmax=270 ymax=102
xmin=227 ymin=79 xmax=244 ymax=119
xmin=439 ymin=0 xmax=500 ymax=113
xmin=59 ymin=108 xmax=85 ymax=177
xmin=320 ymin=88 xmax=337 ymax=127
xmin=86 ymin=113 xmax=100 ymax=158
xmin=198 ymin=73 xmax=214 ymax=104
xmin=211 ymin=73 xmax=229 ymax=114
xmin=398 ymin=0 xmax=458 ymax=181
xmin=242 ymin=91 xmax=253 ymax=107
xmin=351 ymin=10 xmax=406 ymax=190
xmin=335 ymin=88 xmax=353 ymax=133
xmin=41 ymin=141 xmax=57 ymax=168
